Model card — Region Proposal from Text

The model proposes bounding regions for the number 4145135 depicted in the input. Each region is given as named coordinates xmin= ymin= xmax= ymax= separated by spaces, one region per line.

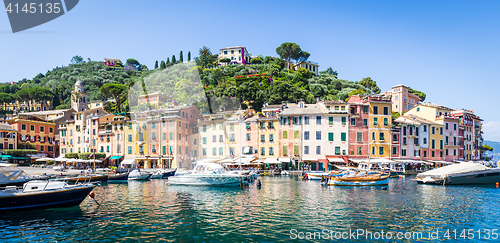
xmin=5 ymin=3 xmax=61 ymax=14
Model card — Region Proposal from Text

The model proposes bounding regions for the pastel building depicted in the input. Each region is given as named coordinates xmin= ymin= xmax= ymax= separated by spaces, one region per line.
xmin=0 ymin=123 xmax=18 ymax=153
xmin=347 ymin=96 xmax=370 ymax=162
xmin=366 ymin=96 xmax=393 ymax=158
xmin=294 ymin=61 xmax=320 ymax=76
xmin=257 ymin=105 xmax=280 ymax=160
xmin=218 ymin=46 xmax=251 ymax=65
xmin=383 ymin=84 xmax=422 ymax=114
xmin=451 ymin=109 xmax=483 ymax=161
xmin=394 ymin=116 xmax=423 ymax=160
xmin=9 ymin=115 xmax=57 ymax=158
xmin=320 ymin=101 xmax=350 ymax=166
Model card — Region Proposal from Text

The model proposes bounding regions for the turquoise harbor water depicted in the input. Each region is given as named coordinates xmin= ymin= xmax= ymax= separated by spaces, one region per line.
xmin=1 ymin=176 xmax=500 ymax=242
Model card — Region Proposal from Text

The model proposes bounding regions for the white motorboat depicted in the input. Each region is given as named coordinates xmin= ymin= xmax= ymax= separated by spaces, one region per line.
xmin=168 ymin=163 xmax=248 ymax=186
xmin=0 ymin=180 xmax=95 ymax=211
xmin=413 ymin=162 xmax=500 ymax=185
xmin=128 ymin=170 xmax=151 ymax=180
xmin=0 ymin=166 xmax=33 ymax=187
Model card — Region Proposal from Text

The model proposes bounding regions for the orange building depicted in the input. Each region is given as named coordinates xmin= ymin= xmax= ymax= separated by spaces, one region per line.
xmin=8 ymin=116 xmax=57 ymax=158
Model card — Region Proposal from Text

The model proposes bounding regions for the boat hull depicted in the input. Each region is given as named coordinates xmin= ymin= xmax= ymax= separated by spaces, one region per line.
xmin=329 ymin=178 xmax=389 ymax=186
xmin=108 ymin=173 xmax=129 ymax=181
xmin=415 ymin=171 xmax=500 ymax=185
xmin=67 ymin=175 xmax=108 ymax=183
xmin=168 ymin=174 xmax=246 ymax=186
xmin=0 ymin=185 xmax=94 ymax=211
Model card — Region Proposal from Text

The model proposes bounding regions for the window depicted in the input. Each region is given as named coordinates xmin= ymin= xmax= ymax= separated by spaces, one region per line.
xmin=304 ymin=116 xmax=310 ymax=125
xmin=403 ymin=137 xmax=407 ymax=145
xmin=246 ymin=133 xmax=251 ymax=141
xmin=335 ymin=147 xmax=340 ymax=155
xmin=445 ymin=123 xmax=449 ymax=130
xmin=283 ymin=146 xmax=288 ymax=155
xmin=363 ymin=106 xmax=368 ymax=113
xmin=230 ymin=123 xmax=234 ymax=131
xmin=414 ymin=138 xmax=419 ymax=145
xmin=351 ymin=118 xmax=356 ymax=126
xmin=261 ymin=135 xmax=265 ymax=142
xmin=341 ymin=133 xmax=346 ymax=141
xmin=423 ymin=138 xmax=427 ymax=144
xmin=212 ymin=135 xmax=217 ymax=143
xmin=212 ymin=147 xmax=216 ymax=156
xmin=440 ymin=127 xmax=443 ymax=135
xmin=304 ymin=131 xmax=309 ymax=140
xmin=440 ymin=151 xmax=443 ymax=157
xmin=423 ymin=125 xmax=427 ymax=132
xmin=415 ymin=127 xmax=419 ymax=136
xmin=372 ymin=132 xmax=375 ymax=141
xmin=152 ymin=122 xmax=156 ymax=129
xmin=268 ymin=122 xmax=274 ymax=129
xmin=392 ymin=147 xmax=397 ymax=155
xmin=341 ymin=117 xmax=346 ymax=125
xmin=316 ymin=131 xmax=321 ymax=140
xmin=203 ymin=137 xmax=207 ymax=144
xmin=329 ymin=117 xmax=334 ymax=125
xmin=116 ymin=145 xmax=121 ymax=153
xmin=163 ymin=133 xmax=166 ymax=141
xmin=40 ymin=126 xmax=44 ymax=132
xmin=383 ymin=106 xmax=389 ymax=115
xmin=22 ymin=124 xmax=26 ymax=130
xmin=203 ymin=148 xmax=207 ymax=156
xmin=379 ymin=146 xmax=384 ymax=155
xmin=128 ymin=134 xmax=132 ymax=142
xmin=179 ymin=121 xmax=182 ymax=127
xmin=357 ymin=132 xmax=363 ymax=142
xmin=372 ymin=146 xmax=375 ymax=155
xmin=357 ymin=147 xmax=362 ymax=155
xmin=432 ymin=139 xmax=435 ymax=149
xmin=219 ymin=135 xmax=223 ymax=142
xmin=373 ymin=117 xmax=378 ymax=126
xmin=169 ymin=133 xmax=173 ymax=140
xmin=328 ymin=133 xmax=334 ymax=141
xmin=246 ymin=123 xmax=251 ymax=129
xmin=373 ymin=106 xmax=378 ymax=115
xmin=379 ymin=132 xmax=384 ymax=141
xmin=316 ymin=116 xmax=322 ymax=125
xmin=162 ymin=146 xmax=167 ymax=155
xmin=454 ymin=124 xmax=457 ymax=130
xmin=294 ymin=131 xmax=299 ymax=139
xmin=440 ymin=140 xmax=443 ymax=149
xmin=203 ymin=125 xmax=207 ymax=132
xmin=402 ymin=149 xmax=407 ymax=156
xmin=261 ymin=147 xmax=265 ymax=156
xmin=383 ymin=118 xmax=388 ymax=126
xmin=269 ymin=147 xmax=274 ymax=155
xmin=219 ymin=147 xmax=223 ymax=155
xmin=294 ymin=146 xmax=299 ymax=155
xmin=363 ymin=119 xmax=368 ymax=126
xmin=316 ymin=146 xmax=321 ymax=155
xmin=432 ymin=127 xmax=435 ymax=134
xmin=304 ymin=146 xmax=309 ymax=154
xmin=283 ymin=131 xmax=288 ymax=139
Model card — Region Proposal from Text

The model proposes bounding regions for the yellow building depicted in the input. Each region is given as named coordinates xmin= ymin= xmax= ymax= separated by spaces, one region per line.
xmin=367 ymin=96 xmax=392 ymax=158
xmin=137 ymin=92 xmax=171 ymax=108
xmin=257 ymin=105 xmax=280 ymax=160
xmin=0 ymin=123 xmax=18 ymax=153
xmin=218 ymin=46 xmax=251 ymax=65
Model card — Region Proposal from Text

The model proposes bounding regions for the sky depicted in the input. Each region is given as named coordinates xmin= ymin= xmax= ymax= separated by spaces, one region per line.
xmin=1 ymin=0 xmax=500 ymax=141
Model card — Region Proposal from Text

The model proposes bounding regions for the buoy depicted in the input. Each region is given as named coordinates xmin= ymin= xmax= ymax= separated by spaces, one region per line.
xmin=88 ymin=191 xmax=100 ymax=206
xmin=496 ymin=182 xmax=499 ymax=188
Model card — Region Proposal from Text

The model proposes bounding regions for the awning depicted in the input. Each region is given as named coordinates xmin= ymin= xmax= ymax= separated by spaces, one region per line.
xmin=109 ymin=156 xmax=123 ymax=160
xmin=302 ymin=157 xmax=318 ymax=161
xmin=243 ymin=147 xmax=250 ymax=154
xmin=369 ymin=158 xmax=395 ymax=163
xmin=121 ymin=159 xmax=136 ymax=165
xmin=11 ymin=157 xmax=29 ymax=160
xmin=427 ymin=160 xmax=454 ymax=165
xmin=349 ymin=158 xmax=369 ymax=163
xmin=318 ymin=159 xmax=328 ymax=163
xmin=394 ymin=159 xmax=424 ymax=164
xmin=55 ymin=156 xmax=66 ymax=162
xmin=232 ymin=156 xmax=256 ymax=164
xmin=264 ymin=158 xmax=281 ymax=164
xmin=279 ymin=158 xmax=291 ymax=163
xmin=36 ymin=157 xmax=55 ymax=162
xmin=0 ymin=155 xmax=12 ymax=159
xmin=327 ymin=158 xmax=344 ymax=163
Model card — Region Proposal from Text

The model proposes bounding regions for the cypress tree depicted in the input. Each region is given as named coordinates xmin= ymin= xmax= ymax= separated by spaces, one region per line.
xmin=166 ymin=58 xmax=170 ymax=64
xmin=172 ymin=55 xmax=176 ymax=63
xmin=188 ymin=51 xmax=191 ymax=61
xmin=154 ymin=60 xmax=158 ymax=69
xmin=160 ymin=61 xmax=166 ymax=69
xmin=179 ymin=51 xmax=183 ymax=63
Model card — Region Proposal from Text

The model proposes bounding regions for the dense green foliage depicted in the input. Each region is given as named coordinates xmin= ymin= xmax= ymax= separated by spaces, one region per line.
xmin=408 ymin=87 xmax=426 ymax=102
xmin=2 ymin=149 xmax=38 ymax=157
xmin=482 ymin=145 xmax=494 ymax=151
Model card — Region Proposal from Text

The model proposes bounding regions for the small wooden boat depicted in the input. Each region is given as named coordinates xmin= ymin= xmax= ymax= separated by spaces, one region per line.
xmin=107 ymin=172 xmax=129 ymax=181
xmin=328 ymin=174 xmax=390 ymax=186
xmin=67 ymin=174 xmax=108 ymax=183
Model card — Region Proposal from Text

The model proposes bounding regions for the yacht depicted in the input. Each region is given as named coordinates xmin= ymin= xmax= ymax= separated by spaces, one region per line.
xmin=128 ymin=170 xmax=152 ymax=180
xmin=168 ymin=163 xmax=248 ymax=186
xmin=0 ymin=180 xmax=95 ymax=211
xmin=413 ymin=162 xmax=500 ymax=185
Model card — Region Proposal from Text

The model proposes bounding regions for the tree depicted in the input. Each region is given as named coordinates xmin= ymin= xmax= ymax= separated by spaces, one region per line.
xmin=275 ymin=42 xmax=310 ymax=69
xmin=179 ymin=51 xmax=183 ymax=63
xmin=264 ymin=56 xmax=274 ymax=64
xmin=71 ymin=55 xmax=83 ymax=64
xmin=99 ymin=83 xmax=128 ymax=113
xmin=356 ymin=77 xmax=381 ymax=94
xmin=219 ymin=58 xmax=231 ymax=64
xmin=15 ymin=88 xmax=32 ymax=111
xmin=346 ymin=88 xmax=367 ymax=100
xmin=172 ymin=55 xmax=177 ymax=64
xmin=154 ymin=60 xmax=159 ymax=69
xmin=320 ymin=67 xmax=338 ymax=78
xmin=0 ymin=93 xmax=15 ymax=111
xmin=160 ymin=61 xmax=166 ymax=69
xmin=126 ymin=58 xmax=140 ymax=68
xmin=482 ymin=145 xmax=493 ymax=151
xmin=197 ymin=46 xmax=213 ymax=68
xmin=250 ymin=57 xmax=263 ymax=64
xmin=408 ymin=87 xmax=426 ymax=102
xmin=188 ymin=51 xmax=191 ymax=61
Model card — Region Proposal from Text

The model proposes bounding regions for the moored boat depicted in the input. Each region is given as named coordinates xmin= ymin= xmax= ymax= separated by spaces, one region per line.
xmin=328 ymin=174 xmax=390 ymax=186
xmin=0 ymin=180 xmax=95 ymax=211
xmin=168 ymin=163 xmax=248 ymax=186
xmin=0 ymin=166 xmax=33 ymax=187
xmin=413 ymin=162 xmax=500 ymax=185
xmin=67 ymin=174 xmax=108 ymax=183
xmin=128 ymin=170 xmax=151 ymax=180
xmin=107 ymin=172 xmax=129 ymax=181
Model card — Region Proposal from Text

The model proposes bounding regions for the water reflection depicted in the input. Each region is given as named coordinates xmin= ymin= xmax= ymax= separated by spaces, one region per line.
xmin=0 ymin=176 xmax=499 ymax=242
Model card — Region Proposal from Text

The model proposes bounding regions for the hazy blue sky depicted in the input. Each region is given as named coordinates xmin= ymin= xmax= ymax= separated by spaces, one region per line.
xmin=1 ymin=0 xmax=499 ymax=141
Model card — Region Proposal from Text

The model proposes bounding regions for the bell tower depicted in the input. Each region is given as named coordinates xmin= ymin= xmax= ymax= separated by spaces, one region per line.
xmin=71 ymin=79 xmax=88 ymax=112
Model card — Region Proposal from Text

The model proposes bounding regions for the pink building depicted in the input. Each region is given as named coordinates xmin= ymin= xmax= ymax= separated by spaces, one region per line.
xmin=347 ymin=96 xmax=370 ymax=163
xmin=383 ymin=84 xmax=421 ymax=114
